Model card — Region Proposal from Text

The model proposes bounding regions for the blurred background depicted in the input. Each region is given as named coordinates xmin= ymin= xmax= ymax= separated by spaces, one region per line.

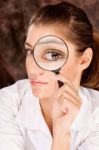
xmin=0 ymin=0 xmax=99 ymax=88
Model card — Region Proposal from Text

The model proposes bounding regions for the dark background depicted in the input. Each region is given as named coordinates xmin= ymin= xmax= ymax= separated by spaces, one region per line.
xmin=0 ymin=0 xmax=99 ymax=88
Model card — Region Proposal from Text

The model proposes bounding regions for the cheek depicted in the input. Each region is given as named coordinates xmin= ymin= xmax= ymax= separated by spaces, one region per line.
xmin=25 ymin=56 xmax=33 ymax=75
xmin=31 ymin=79 xmax=57 ymax=99
xmin=60 ymin=58 xmax=80 ymax=81
xmin=25 ymin=57 xmax=29 ymax=72
xmin=31 ymin=72 xmax=58 ymax=99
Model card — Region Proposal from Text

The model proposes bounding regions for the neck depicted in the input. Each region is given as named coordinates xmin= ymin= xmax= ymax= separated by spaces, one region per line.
xmin=39 ymin=97 xmax=53 ymax=135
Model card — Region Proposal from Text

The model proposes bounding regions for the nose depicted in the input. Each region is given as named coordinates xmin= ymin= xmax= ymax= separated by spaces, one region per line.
xmin=26 ymin=55 xmax=44 ymax=78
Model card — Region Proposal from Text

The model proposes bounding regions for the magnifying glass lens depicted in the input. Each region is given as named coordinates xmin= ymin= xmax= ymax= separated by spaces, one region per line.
xmin=34 ymin=36 xmax=68 ymax=72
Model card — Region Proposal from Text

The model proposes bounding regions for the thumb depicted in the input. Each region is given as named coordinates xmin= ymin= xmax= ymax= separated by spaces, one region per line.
xmin=52 ymin=93 xmax=65 ymax=122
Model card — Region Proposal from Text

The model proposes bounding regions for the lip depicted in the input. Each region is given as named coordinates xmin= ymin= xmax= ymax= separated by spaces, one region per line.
xmin=30 ymin=80 xmax=48 ymax=86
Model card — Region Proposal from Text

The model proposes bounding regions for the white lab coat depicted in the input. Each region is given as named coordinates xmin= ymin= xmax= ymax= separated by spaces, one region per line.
xmin=0 ymin=79 xmax=99 ymax=150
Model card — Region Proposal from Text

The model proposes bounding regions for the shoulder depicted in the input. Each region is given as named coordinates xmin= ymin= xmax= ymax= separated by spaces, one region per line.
xmin=88 ymin=88 xmax=99 ymax=113
xmin=0 ymin=79 xmax=32 ymax=114
xmin=0 ymin=79 xmax=31 ymax=95
xmin=81 ymin=86 xmax=99 ymax=111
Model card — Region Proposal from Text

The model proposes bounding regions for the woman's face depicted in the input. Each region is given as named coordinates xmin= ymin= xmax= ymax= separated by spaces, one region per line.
xmin=25 ymin=23 xmax=82 ymax=99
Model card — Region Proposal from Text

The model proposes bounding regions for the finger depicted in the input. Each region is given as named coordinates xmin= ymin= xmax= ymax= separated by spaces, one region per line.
xmin=52 ymin=74 xmax=77 ymax=92
xmin=63 ymin=84 xmax=82 ymax=105
xmin=52 ymin=95 xmax=65 ymax=121
xmin=52 ymin=74 xmax=72 ymax=85
xmin=56 ymin=83 xmax=81 ymax=106
xmin=63 ymin=93 xmax=81 ymax=108
xmin=58 ymin=88 xmax=81 ymax=113
xmin=59 ymin=95 xmax=68 ymax=114
xmin=54 ymin=85 xmax=65 ymax=100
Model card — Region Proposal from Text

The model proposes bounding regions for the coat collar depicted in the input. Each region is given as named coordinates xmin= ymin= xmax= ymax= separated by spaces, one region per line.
xmin=70 ymin=87 xmax=93 ymax=150
xmin=70 ymin=86 xmax=92 ymax=131
xmin=15 ymin=85 xmax=51 ymax=137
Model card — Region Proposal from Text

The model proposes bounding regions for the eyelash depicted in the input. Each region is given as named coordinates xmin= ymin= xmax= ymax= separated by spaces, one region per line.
xmin=25 ymin=49 xmax=33 ymax=55
xmin=43 ymin=49 xmax=64 ymax=61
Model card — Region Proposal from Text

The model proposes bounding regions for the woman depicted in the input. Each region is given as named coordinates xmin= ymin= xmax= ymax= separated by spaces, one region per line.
xmin=0 ymin=1 xmax=99 ymax=150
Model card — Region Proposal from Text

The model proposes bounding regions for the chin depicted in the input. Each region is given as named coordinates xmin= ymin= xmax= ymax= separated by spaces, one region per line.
xmin=31 ymin=83 xmax=56 ymax=99
xmin=32 ymin=89 xmax=48 ymax=99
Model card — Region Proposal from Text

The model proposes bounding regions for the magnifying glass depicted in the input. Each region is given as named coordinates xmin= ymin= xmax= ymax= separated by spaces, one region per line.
xmin=33 ymin=35 xmax=69 ymax=87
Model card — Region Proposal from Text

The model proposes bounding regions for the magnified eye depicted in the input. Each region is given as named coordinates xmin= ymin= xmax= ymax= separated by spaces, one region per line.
xmin=25 ymin=49 xmax=33 ymax=56
xmin=43 ymin=49 xmax=64 ymax=61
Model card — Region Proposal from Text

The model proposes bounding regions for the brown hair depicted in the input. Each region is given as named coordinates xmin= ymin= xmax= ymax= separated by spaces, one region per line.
xmin=29 ymin=1 xmax=99 ymax=90
xmin=0 ymin=0 xmax=40 ymax=81
xmin=0 ymin=55 xmax=14 ymax=88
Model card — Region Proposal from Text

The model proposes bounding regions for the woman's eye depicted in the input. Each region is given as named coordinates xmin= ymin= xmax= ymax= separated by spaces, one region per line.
xmin=44 ymin=50 xmax=63 ymax=61
xmin=25 ymin=49 xmax=33 ymax=55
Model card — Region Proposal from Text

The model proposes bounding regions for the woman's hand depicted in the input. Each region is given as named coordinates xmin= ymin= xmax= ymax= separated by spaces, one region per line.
xmin=52 ymin=74 xmax=82 ymax=137
xmin=51 ymin=74 xmax=82 ymax=150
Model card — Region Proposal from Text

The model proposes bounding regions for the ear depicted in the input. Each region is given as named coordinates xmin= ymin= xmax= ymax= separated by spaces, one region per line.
xmin=80 ymin=48 xmax=93 ymax=71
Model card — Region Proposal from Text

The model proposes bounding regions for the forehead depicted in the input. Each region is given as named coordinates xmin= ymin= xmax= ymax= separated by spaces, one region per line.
xmin=26 ymin=24 xmax=65 ymax=44
xmin=25 ymin=24 xmax=77 ymax=51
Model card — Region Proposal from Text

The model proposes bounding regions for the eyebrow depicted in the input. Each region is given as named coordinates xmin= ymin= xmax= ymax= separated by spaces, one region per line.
xmin=38 ymin=39 xmax=64 ymax=45
xmin=25 ymin=39 xmax=64 ymax=48
xmin=25 ymin=42 xmax=33 ymax=49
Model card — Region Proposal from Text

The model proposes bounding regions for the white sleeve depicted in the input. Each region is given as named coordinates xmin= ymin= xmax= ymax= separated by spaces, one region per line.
xmin=78 ymin=108 xmax=99 ymax=150
xmin=0 ymin=87 xmax=24 ymax=150
xmin=78 ymin=131 xmax=99 ymax=150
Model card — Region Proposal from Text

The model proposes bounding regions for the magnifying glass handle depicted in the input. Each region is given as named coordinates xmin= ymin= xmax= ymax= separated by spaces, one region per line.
xmin=54 ymin=70 xmax=63 ymax=88
xmin=58 ymin=80 xmax=63 ymax=87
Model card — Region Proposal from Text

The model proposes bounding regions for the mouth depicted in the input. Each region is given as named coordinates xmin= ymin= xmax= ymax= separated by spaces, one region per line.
xmin=30 ymin=80 xmax=48 ymax=86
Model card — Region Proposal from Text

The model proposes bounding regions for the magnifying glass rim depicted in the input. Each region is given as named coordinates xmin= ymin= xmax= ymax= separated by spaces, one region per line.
xmin=33 ymin=35 xmax=69 ymax=72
